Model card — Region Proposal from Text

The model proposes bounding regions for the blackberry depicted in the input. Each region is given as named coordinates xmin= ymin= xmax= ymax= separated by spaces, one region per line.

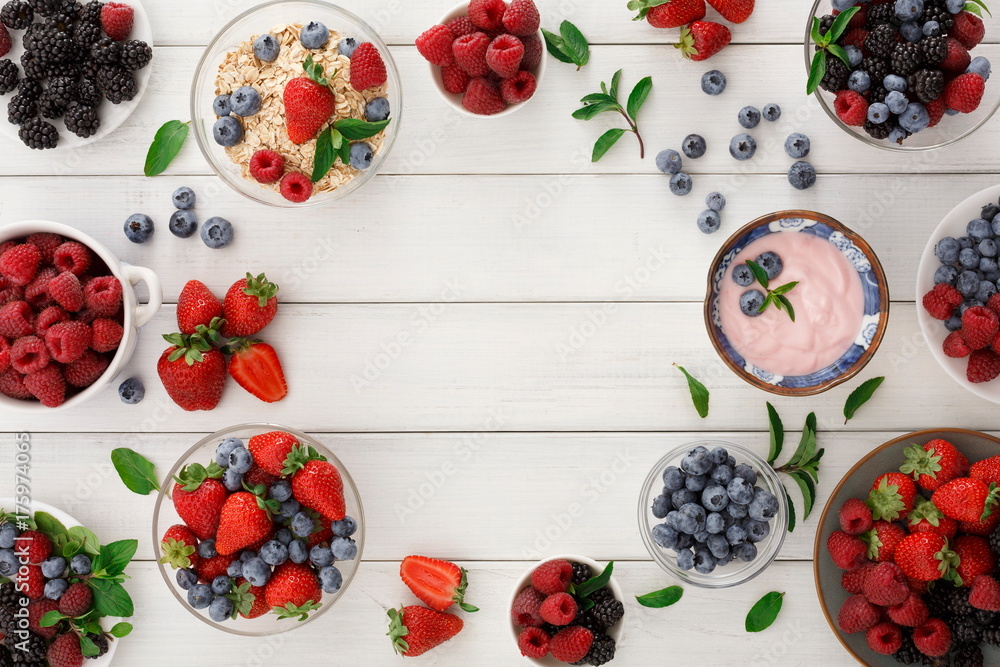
xmin=867 ymin=3 xmax=901 ymax=28
xmin=118 ymin=39 xmax=150 ymax=70
xmin=8 ymin=631 xmax=46 ymax=663
xmin=64 ymin=102 xmax=97 ymax=136
xmin=47 ymin=74 xmax=77 ymax=102
xmin=953 ymin=642 xmax=984 ymax=667
xmin=893 ymin=630 xmax=920 ymax=664
xmin=820 ymin=56 xmax=850 ymax=93
xmin=45 ymin=60 xmax=79 ymax=79
xmin=16 ymin=78 xmax=41 ymax=99
xmin=26 ymin=25 xmax=76 ymax=64
xmin=984 ymin=623 xmax=1000 ymax=646
xmin=953 ymin=615 xmax=984 ymax=644
xmin=7 ymin=92 xmax=36 ymax=124
xmin=19 ymin=52 xmax=48 ymax=80
xmin=73 ymin=20 xmax=100 ymax=48
xmin=861 ymin=57 xmax=890 ymax=89
xmin=0 ymin=646 xmax=12 ymax=667
xmin=572 ymin=610 xmax=604 ymax=636
xmin=45 ymin=10 xmax=74 ymax=34
xmin=989 ymin=524 xmax=1000 ymax=556
xmin=818 ymin=14 xmax=835 ymax=37
xmin=869 ymin=85 xmax=889 ymax=104
xmin=0 ymin=1 xmax=33 ymax=30
xmin=590 ymin=596 xmax=624 ymax=629
xmin=85 ymin=632 xmax=109 ymax=658
xmin=571 ymin=562 xmax=592 ymax=585
xmin=922 ymin=35 xmax=947 ymax=65
xmin=95 ymin=64 xmax=134 ymax=103
xmin=866 ymin=24 xmax=899 ymax=59
xmin=864 ymin=117 xmax=893 ymax=140
xmin=891 ymin=42 xmax=925 ymax=77
xmin=578 ymin=634 xmax=616 ymax=666
xmin=36 ymin=88 xmax=65 ymax=117
xmin=29 ymin=0 xmax=56 ymax=16
xmin=0 ymin=604 xmax=15 ymax=646
xmin=910 ymin=69 xmax=944 ymax=103
xmin=53 ymin=0 xmax=80 ymax=19
xmin=0 ymin=583 xmax=17 ymax=606
xmin=0 ymin=59 xmax=17 ymax=93
xmin=588 ymin=587 xmax=613 ymax=604
xmin=18 ymin=115 xmax=58 ymax=148
xmin=926 ymin=583 xmax=961 ymax=620
xmin=921 ymin=0 xmax=955 ymax=33
xmin=91 ymin=36 xmax=119 ymax=64
xmin=76 ymin=75 xmax=98 ymax=105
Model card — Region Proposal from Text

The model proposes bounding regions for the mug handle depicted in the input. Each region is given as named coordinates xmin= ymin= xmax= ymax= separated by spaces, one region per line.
xmin=121 ymin=264 xmax=163 ymax=328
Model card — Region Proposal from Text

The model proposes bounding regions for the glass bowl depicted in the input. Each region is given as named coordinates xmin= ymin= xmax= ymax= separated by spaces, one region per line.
xmin=190 ymin=0 xmax=402 ymax=207
xmin=152 ymin=423 xmax=365 ymax=636
xmin=638 ymin=441 xmax=787 ymax=588
xmin=805 ymin=0 xmax=1000 ymax=151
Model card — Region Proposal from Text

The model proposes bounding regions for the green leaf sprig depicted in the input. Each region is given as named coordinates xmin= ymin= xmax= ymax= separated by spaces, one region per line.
xmin=111 ymin=448 xmax=160 ymax=495
xmin=573 ymin=70 xmax=652 ymax=161
xmin=144 ymin=120 xmax=190 ymax=177
xmin=675 ymin=364 xmax=709 ymax=419
xmin=746 ymin=591 xmax=785 ymax=632
xmin=542 ymin=20 xmax=589 ymax=70
xmin=964 ymin=0 xmax=991 ymax=17
xmin=635 ymin=585 xmax=683 ymax=608
xmin=745 ymin=260 xmax=799 ymax=322
xmin=627 ymin=0 xmax=670 ymax=21
xmin=312 ymin=118 xmax=390 ymax=182
xmin=569 ymin=561 xmax=614 ymax=611
xmin=843 ymin=376 xmax=885 ymax=423
xmin=766 ymin=404 xmax=823 ymax=533
xmin=806 ymin=6 xmax=860 ymax=94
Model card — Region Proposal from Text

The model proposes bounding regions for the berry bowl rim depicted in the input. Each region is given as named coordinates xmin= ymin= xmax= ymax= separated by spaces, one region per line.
xmin=189 ymin=0 xmax=404 ymax=208
xmin=506 ymin=554 xmax=625 ymax=665
xmin=811 ymin=428 xmax=1000 ymax=666
xmin=703 ymin=209 xmax=891 ymax=397
xmin=916 ymin=183 xmax=1000 ymax=403
xmin=637 ymin=441 xmax=789 ymax=589
xmin=429 ymin=1 xmax=548 ymax=119
xmin=0 ymin=496 xmax=122 ymax=666
xmin=803 ymin=0 xmax=1000 ymax=153
xmin=151 ymin=422 xmax=366 ymax=636
xmin=0 ymin=219 xmax=163 ymax=413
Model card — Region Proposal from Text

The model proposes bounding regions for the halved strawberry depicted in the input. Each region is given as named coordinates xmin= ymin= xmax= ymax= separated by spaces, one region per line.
xmin=400 ymin=555 xmax=479 ymax=613
xmin=224 ymin=338 xmax=287 ymax=403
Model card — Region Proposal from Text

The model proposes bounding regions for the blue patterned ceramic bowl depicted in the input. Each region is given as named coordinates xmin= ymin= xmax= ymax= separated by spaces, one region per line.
xmin=704 ymin=211 xmax=890 ymax=396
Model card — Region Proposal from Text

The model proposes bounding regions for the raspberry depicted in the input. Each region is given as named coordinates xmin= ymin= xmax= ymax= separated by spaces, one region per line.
xmin=0 ymin=285 xmax=21 ymax=306
xmin=944 ymin=330 xmax=973 ymax=358
xmin=967 ymin=347 xmax=1000 ymax=384
xmin=500 ymin=70 xmax=536 ymax=104
xmin=24 ymin=266 xmax=57 ymax=305
xmin=34 ymin=305 xmax=69 ymax=337
xmin=838 ymin=594 xmax=881 ymax=634
xmin=447 ymin=16 xmax=477 ymax=38
xmin=49 ymin=270 xmax=83 ymax=311
xmin=45 ymin=321 xmax=92 ymax=363
xmin=961 ymin=305 xmax=998 ymax=350
xmin=926 ymin=97 xmax=945 ymax=128
xmin=517 ymin=626 xmax=550 ymax=659
xmin=834 ymin=89 xmax=868 ymax=127
xmin=27 ymin=599 xmax=58 ymax=639
xmin=944 ymin=72 xmax=985 ymax=113
xmin=940 ymin=37 xmax=971 ymax=72
xmin=521 ymin=33 xmax=542 ymax=70
xmin=0 ymin=367 xmax=31 ymax=399
xmin=47 ymin=631 xmax=84 ymax=667
xmin=416 ymin=24 xmax=455 ymax=67
xmin=249 ymin=149 xmax=285 ymax=184
xmin=988 ymin=292 xmax=1000 ymax=316
xmin=549 ymin=626 xmax=593 ymax=663
xmin=887 ymin=592 xmax=929 ymax=627
xmin=441 ymin=62 xmax=471 ymax=94
xmin=349 ymin=42 xmax=387 ymax=90
xmin=863 ymin=561 xmax=909 ymax=606
xmin=511 ymin=585 xmax=546 ymax=626
xmin=921 ymin=283 xmax=962 ymax=320
xmin=452 ymin=31 xmax=491 ymax=77
xmin=531 ymin=559 xmax=573 ymax=595
xmin=952 ymin=10 xmax=985 ymax=49
xmin=57 ymin=581 xmax=93 ymax=616
xmin=842 ymin=562 xmax=876 ymax=594
xmin=486 ymin=34 xmax=524 ymax=78
xmin=468 ymin=0 xmax=507 ymax=31
xmin=503 ymin=0 xmax=540 ymax=36
xmin=10 ymin=335 xmax=50 ymax=374
xmin=827 ymin=530 xmax=868 ymax=571
xmin=539 ymin=592 xmax=577 ymax=626
xmin=83 ymin=275 xmax=122 ymax=317
xmin=462 ymin=77 xmax=505 ymax=115
xmin=839 ymin=497 xmax=873 ymax=535
xmin=279 ymin=171 xmax=313 ymax=203
xmin=26 ymin=232 xmax=63 ymax=264
xmin=52 ymin=241 xmax=92 ymax=275
xmin=100 ymin=1 xmax=133 ymax=41
xmin=90 ymin=318 xmax=123 ymax=353
xmin=842 ymin=27 xmax=868 ymax=48
xmin=0 ymin=23 xmax=9 ymax=58
xmin=0 ymin=242 xmax=41 ymax=286
xmin=969 ymin=574 xmax=1000 ymax=612
xmin=0 ymin=299 xmax=35 ymax=338
xmin=0 ymin=336 xmax=9 ymax=372
xmin=866 ymin=621 xmax=903 ymax=655
xmin=24 ymin=363 xmax=65 ymax=406
xmin=63 ymin=349 xmax=109 ymax=387
xmin=913 ymin=617 xmax=951 ymax=657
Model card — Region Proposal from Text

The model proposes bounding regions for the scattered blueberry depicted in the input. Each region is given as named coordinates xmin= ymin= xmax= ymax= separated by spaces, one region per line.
xmin=300 ymin=21 xmax=330 ymax=49
xmin=118 ymin=377 xmax=144 ymax=404
xmin=697 ymin=209 xmax=721 ymax=235
xmin=739 ymin=290 xmax=765 ymax=317
xmin=784 ymin=133 xmax=810 ymax=159
xmin=706 ymin=192 xmax=726 ymax=212
xmin=213 ymin=116 xmax=244 ymax=147
xmin=169 ymin=210 xmax=198 ymax=238
xmin=683 ymin=134 xmax=707 ymax=159
xmin=655 ymin=149 xmax=682 ymax=175
xmin=732 ymin=264 xmax=754 ymax=287
xmin=365 ymin=97 xmax=390 ymax=122
xmin=700 ymin=70 xmax=726 ymax=95
xmin=349 ymin=142 xmax=374 ymax=170
xmin=124 ymin=213 xmax=153 ymax=243
xmin=209 ymin=595 xmax=235 ymax=622
xmin=176 ymin=568 xmax=198 ymax=590
xmin=201 ymin=217 xmax=234 ymax=249
xmin=787 ymin=161 xmax=817 ymax=190
xmin=198 ymin=538 xmax=218 ymax=559
xmin=319 ymin=565 xmax=343 ymax=593
xmin=337 ymin=36 xmax=358 ymax=58
xmin=213 ymin=94 xmax=231 ymax=117
xmin=738 ymin=106 xmax=761 ymax=129
xmin=762 ymin=103 xmax=781 ymax=122
xmin=755 ymin=252 xmax=783 ymax=280
xmin=253 ymin=34 xmax=280 ymax=62
xmin=669 ymin=172 xmax=693 ymax=196
xmin=729 ymin=133 xmax=756 ymax=160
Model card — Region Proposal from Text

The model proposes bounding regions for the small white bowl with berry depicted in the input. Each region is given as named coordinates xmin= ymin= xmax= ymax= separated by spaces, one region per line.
xmin=0 ymin=220 xmax=162 ymax=412
xmin=418 ymin=0 xmax=546 ymax=117
xmin=508 ymin=555 xmax=624 ymax=665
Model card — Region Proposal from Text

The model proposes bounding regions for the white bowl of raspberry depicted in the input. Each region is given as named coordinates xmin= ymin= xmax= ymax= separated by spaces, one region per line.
xmin=0 ymin=220 xmax=162 ymax=412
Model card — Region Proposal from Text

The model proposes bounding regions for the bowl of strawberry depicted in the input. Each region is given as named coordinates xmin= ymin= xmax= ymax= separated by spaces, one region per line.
xmin=806 ymin=0 xmax=999 ymax=151
xmin=152 ymin=424 xmax=364 ymax=635
xmin=416 ymin=0 xmax=546 ymax=117
xmin=815 ymin=429 xmax=1000 ymax=665
xmin=0 ymin=220 xmax=162 ymax=411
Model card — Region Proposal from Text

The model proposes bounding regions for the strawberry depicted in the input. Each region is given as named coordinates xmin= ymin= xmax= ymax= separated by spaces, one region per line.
xmin=176 ymin=280 xmax=223 ymax=335
xmin=159 ymin=523 xmax=200 ymax=569
xmin=862 ymin=561 xmax=909 ymax=607
xmin=860 ymin=520 xmax=906 ymax=562
xmin=215 ymin=490 xmax=277 ymax=556
xmin=400 ymin=556 xmax=478 ymax=613
xmin=969 ymin=574 xmax=1000 ymax=612
xmin=194 ymin=552 xmax=236 ymax=584
xmin=235 ymin=579 xmax=270 ymax=619
xmin=953 ymin=535 xmax=995 ymax=587
xmin=631 ymin=0 xmax=706 ymax=29
xmin=285 ymin=444 xmax=346 ymax=521
xmin=707 ymin=0 xmax=754 ymax=24
xmin=265 ymin=562 xmax=322 ymax=618
xmin=225 ymin=338 xmax=287 ymax=403
xmin=932 ymin=477 xmax=1000 ymax=523
xmin=248 ymin=430 xmax=300 ymax=477
xmin=867 ymin=472 xmax=917 ymax=521
xmin=350 ymin=42 xmax=388 ymax=90
xmin=221 ymin=272 xmax=278 ymax=338
xmin=839 ymin=497 xmax=873 ymax=535
xmin=387 ymin=605 xmax=464 ymax=657
xmin=171 ymin=471 xmax=228 ymax=540
xmin=970 ymin=454 xmax=1000 ymax=484
xmin=908 ymin=497 xmax=958 ymax=540
xmin=913 ymin=618 xmax=951 ymax=658
xmin=944 ymin=72 xmax=985 ymax=114
xmin=284 ymin=56 xmax=336 ymax=144
xmin=100 ymin=2 xmax=133 ymax=41
xmin=958 ymin=511 xmax=1000 ymax=536
xmin=899 ymin=440 xmax=968 ymax=492
xmin=674 ymin=20 xmax=731 ymax=61
xmin=893 ymin=533 xmax=959 ymax=583
xmin=157 ymin=327 xmax=226 ymax=411
xmin=244 ymin=463 xmax=278 ymax=489
xmin=827 ymin=530 xmax=868 ymax=571
xmin=837 ymin=594 xmax=880 ymax=634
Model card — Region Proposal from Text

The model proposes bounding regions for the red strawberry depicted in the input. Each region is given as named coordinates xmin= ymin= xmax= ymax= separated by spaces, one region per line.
xmin=235 ymin=579 xmax=270 ymax=619
xmin=265 ymin=562 xmax=322 ymax=615
xmin=100 ymin=2 xmax=134 ymax=40
xmin=837 ymin=594 xmax=880 ymax=634
xmin=861 ymin=520 xmax=906 ymax=562
xmin=886 ymin=593 xmax=929 ymax=628
xmin=943 ymin=331 xmax=972 ymax=358
xmin=176 ymin=280 xmax=223 ymax=335
xmin=549 ymin=626 xmax=593 ymax=663
xmin=28 ymin=599 xmax=58 ymax=638
xmin=932 ymin=477 xmax=1000 ymax=523
xmin=953 ymin=535 xmax=995 ymax=587
xmin=388 ymin=605 xmax=463 ymax=657
xmin=908 ymin=497 xmax=958 ymax=540
xmin=862 ymin=561 xmax=909 ymax=607
xmin=284 ymin=75 xmax=335 ymax=144
xmin=674 ymin=21 xmax=731 ymax=61
xmin=225 ymin=338 xmax=287 ymax=403
xmin=247 ymin=430 xmax=300 ymax=477
xmin=221 ymin=273 xmax=278 ymax=338
xmin=400 ymin=555 xmax=478 ymax=613
xmin=944 ymin=73 xmax=985 ymax=114
xmin=286 ymin=446 xmax=346 ymax=521
xmin=159 ymin=523 xmax=199 ymax=569
xmin=971 ymin=454 xmax=1000 ymax=484
xmin=416 ymin=25 xmax=455 ymax=67
xmin=194 ymin=552 xmax=236 ymax=584
xmin=215 ymin=491 xmax=275 ymax=556
xmin=958 ymin=510 xmax=1000 ymax=536
xmin=867 ymin=472 xmax=917 ymax=521
xmin=899 ymin=440 xmax=968 ymax=491
xmin=502 ymin=0 xmax=540 ymax=36
xmin=893 ymin=533 xmax=958 ymax=583
xmin=171 ymin=473 xmax=227 ymax=540
xmin=635 ymin=0 xmax=707 ymax=29
xmin=969 ymin=574 xmax=1000 ymax=612
xmin=350 ymin=42 xmax=388 ymax=91
xmin=866 ymin=621 xmax=903 ymax=655
xmin=940 ymin=37 xmax=971 ymax=72
xmin=952 ymin=11 xmax=985 ymax=49
xmin=839 ymin=497 xmax=873 ymax=535
xmin=913 ymin=618 xmax=951 ymax=657
xmin=834 ymin=89 xmax=868 ymax=126
xmin=157 ymin=330 xmax=226 ymax=411
xmin=827 ymin=530 xmax=868 ymax=571
xmin=707 ymin=0 xmax=754 ymax=24
xmin=244 ymin=463 xmax=278 ymax=489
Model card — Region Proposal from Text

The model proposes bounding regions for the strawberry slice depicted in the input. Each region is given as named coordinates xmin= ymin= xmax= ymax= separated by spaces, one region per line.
xmin=225 ymin=338 xmax=287 ymax=403
xmin=400 ymin=555 xmax=479 ymax=613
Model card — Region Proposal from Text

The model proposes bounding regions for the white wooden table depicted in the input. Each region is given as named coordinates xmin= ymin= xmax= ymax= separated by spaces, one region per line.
xmin=2 ymin=1 xmax=998 ymax=665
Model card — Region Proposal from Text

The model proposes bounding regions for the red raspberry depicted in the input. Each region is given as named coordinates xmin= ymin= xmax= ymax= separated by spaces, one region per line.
xmin=0 ymin=300 xmax=35 ymax=338
xmin=944 ymin=330 xmax=973 ymax=358
xmin=486 ymin=34 xmax=524 ymax=78
xmin=503 ymin=0 xmax=540 ymax=36
xmin=549 ymin=626 xmax=593 ymax=663
xmin=967 ymin=347 xmax=1000 ymax=383
xmin=52 ymin=241 xmax=92 ymax=276
xmin=45 ymin=321 xmax=92 ymax=364
xmin=913 ymin=618 xmax=952 ymax=657
xmin=75 ymin=307 xmax=98 ymax=324
xmin=988 ymin=292 xmax=1000 ymax=316
xmin=462 ymin=77 xmax=505 ymax=115
xmin=416 ymin=24 xmax=455 ymax=67
xmin=839 ymin=497 xmax=873 ymax=535
xmin=969 ymin=574 xmax=1000 ymax=612
xmin=24 ymin=267 xmax=57 ymax=305
xmin=837 ymin=594 xmax=880 ymax=634
xmin=521 ymin=33 xmax=542 ymax=70
xmin=539 ymin=592 xmax=577 ymax=626
xmin=26 ymin=232 xmax=63 ymax=265
xmin=57 ymin=582 xmax=93 ymax=617
xmin=530 ymin=559 xmax=572 ymax=595
xmin=886 ymin=592 xmax=929 ymax=627
xmin=961 ymin=305 xmax=998 ymax=349
xmin=47 ymin=631 xmax=84 ymax=667
xmin=926 ymin=98 xmax=946 ymax=128
xmin=517 ymin=626 xmax=550 ymax=659
xmin=940 ymin=37 xmax=971 ymax=73
xmin=921 ymin=283 xmax=963 ymax=320
xmin=10 ymin=335 xmax=50 ymax=374
xmin=842 ymin=562 xmax=876 ymax=594
xmin=827 ymin=530 xmax=868 ymax=571
xmin=842 ymin=27 xmax=868 ymax=48
xmin=48 ymin=271 xmax=83 ymax=312
xmin=83 ymin=275 xmax=122 ymax=317
xmin=279 ymin=172 xmax=313 ymax=203
xmin=24 ymin=364 xmax=65 ymax=407
xmin=945 ymin=73 xmax=985 ymax=114
xmin=441 ymin=62 xmax=471 ymax=94
xmin=63 ymin=349 xmax=109 ymax=387
xmin=511 ymin=585 xmax=546 ymax=626
xmin=249 ymin=149 xmax=285 ymax=184
xmin=101 ymin=1 xmax=134 ymax=41
xmin=452 ymin=32 xmax=491 ymax=77
xmin=834 ymin=90 xmax=868 ymax=127
xmin=19 ymin=530 xmax=51 ymax=563
xmin=468 ymin=0 xmax=507 ymax=31
xmin=0 ymin=286 xmax=21 ymax=308
xmin=447 ymin=16 xmax=477 ymax=39
xmin=27 ymin=599 xmax=58 ymax=639
xmin=0 ymin=337 xmax=9 ymax=372
xmin=90 ymin=318 xmax=123 ymax=353
xmin=19 ymin=564 xmax=44 ymax=598
xmin=0 ymin=243 xmax=41 ymax=286
xmin=846 ymin=3 xmax=868 ymax=28
xmin=0 ymin=367 xmax=31 ymax=399
xmin=863 ymin=561 xmax=909 ymax=606
xmin=0 ymin=24 xmax=10 ymax=58
xmin=866 ymin=621 xmax=903 ymax=655
xmin=952 ymin=10 xmax=985 ymax=49
xmin=500 ymin=70 xmax=536 ymax=104
xmin=349 ymin=42 xmax=387 ymax=90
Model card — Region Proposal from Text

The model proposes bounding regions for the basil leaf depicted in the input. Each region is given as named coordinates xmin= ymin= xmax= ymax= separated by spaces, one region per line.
xmin=79 ymin=635 xmax=100 ymax=657
xmin=33 ymin=511 xmax=68 ymax=541
xmin=744 ymin=260 xmax=769 ymax=289
xmin=144 ymin=120 xmax=190 ymax=177
xmin=626 ymin=76 xmax=653 ymax=120
xmin=88 ymin=579 xmax=134 ymax=617
xmin=334 ymin=118 xmax=390 ymax=140
xmin=610 ymin=69 xmax=622 ymax=101
xmin=807 ymin=51 xmax=827 ymax=95
xmin=783 ymin=486 xmax=797 ymax=533
xmin=111 ymin=448 xmax=160 ymax=495
xmin=575 ymin=561 xmax=613 ymax=599
xmin=789 ymin=470 xmax=816 ymax=519
xmin=827 ymin=44 xmax=851 ymax=68
xmin=776 ymin=294 xmax=796 ymax=322
xmin=829 ymin=6 xmax=861 ymax=41
xmin=844 ymin=376 xmax=885 ymax=423
xmin=592 ymin=128 xmax=626 ymax=162
xmin=67 ymin=526 xmax=100 ymax=556
xmin=966 ymin=0 xmax=991 ymax=17
xmin=572 ymin=102 xmax=619 ymax=120
xmin=580 ymin=93 xmax=618 ymax=105
xmin=312 ymin=127 xmax=336 ymax=183
xmin=109 ymin=622 xmax=133 ymax=638
xmin=542 ymin=29 xmax=574 ymax=63
xmin=559 ymin=20 xmax=589 ymax=68
xmin=766 ymin=402 xmax=783 ymax=464
xmin=788 ymin=413 xmax=817 ymax=466
xmin=746 ymin=592 xmax=785 ymax=632
xmin=97 ymin=539 xmax=138 ymax=578
xmin=675 ymin=364 xmax=709 ymax=419
xmin=40 ymin=610 xmax=66 ymax=627
xmin=770 ymin=281 xmax=798 ymax=296
xmin=811 ymin=17 xmax=826 ymax=46
xmin=635 ymin=586 xmax=683 ymax=608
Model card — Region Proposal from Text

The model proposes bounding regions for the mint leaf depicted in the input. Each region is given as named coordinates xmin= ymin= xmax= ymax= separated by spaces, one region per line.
xmin=144 ymin=121 xmax=189 ymax=177
xmin=807 ymin=51 xmax=827 ymax=95
xmin=40 ymin=610 xmax=66 ymax=627
xmin=33 ymin=511 xmax=68 ymax=542
xmin=79 ymin=635 xmax=100 ymax=657
xmin=675 ymin=364 xmax=709 ymax=418
xmin=542 ymin=29 xmax=574 ymax=63
xmin=312 ymin=127 xmax=336 ymax=183
xmin=746 ymin=592 xmax=785 ymax=632
xmin=334 ymin=118 xmax=390 ymax=141
xmin=88 ymin=578 xmax=134 ymax=618
xmin=783 ymin=486 xmax=797 ymax=533
xmin=109 ymin=622 xmax=133 ymax=638
xmin=559 ymin=20 xmax=589 ymax=68
xmin=626 ymin=76 xmax=653 ymax=120
xmin=827 ymin=44 xmax=850 ymax=67
xmin=95 ymin=539 xmax=138 ymax=578
xmin=745 ymin=260 xmax=769 ymax=289
xmin=635 ymin=586 xmax=683 ymax=608
xmin=572 ymin=102 xmax=620 ymax=120
xmin=829 ymin=6 xmax=861 ymax=41
xmin=575 ymin=561 xmax=613 ymax=599
xmin=592 ymin=128 xmax=626 ymax=162
xmin=111 ymin=448 xmax=159 ymax=495
xmin=775 ymin=294 xmax=796 ymax=322
xmin=844 ymin=376 xmax=885 ymax=423
xmin=766 ymin=402 xmax=784 ymax=464
xmin=67 ymin=526 xmax=100 ymax=557
xmin=610 ymin=69 xmax=622 ymax=101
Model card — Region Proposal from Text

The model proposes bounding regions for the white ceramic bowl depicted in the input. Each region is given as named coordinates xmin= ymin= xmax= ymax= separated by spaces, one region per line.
xmin=0 ymin=0 xmax=154 ymax=151
xmin=0 ymin=497 xmax=123 ymax=665
xmin=430 ymin=2 xmax=546 ymax=118
xmin=0 ymin=220 xmax=162 ymax=412
xmin=916 ymin=184 xmax=1000 ymax=402
xmin=507 ymin=555 xmax=624 ymax=665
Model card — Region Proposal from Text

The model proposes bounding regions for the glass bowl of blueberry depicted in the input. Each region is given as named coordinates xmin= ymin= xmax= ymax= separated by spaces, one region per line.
xmin=638 ymin=442 xmax=788 ymax=588
xmin=190 ymin=0 xmax=402 ymax=207
xmin=152 ymin=423 xmax=364 ymax=635
xmin=805 ymin=0 xmax=1000 ymax=151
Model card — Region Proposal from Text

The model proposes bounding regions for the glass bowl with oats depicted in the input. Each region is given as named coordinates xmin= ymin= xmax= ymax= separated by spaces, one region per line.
xmin=191 ymin=1 xmax=402 ymax=207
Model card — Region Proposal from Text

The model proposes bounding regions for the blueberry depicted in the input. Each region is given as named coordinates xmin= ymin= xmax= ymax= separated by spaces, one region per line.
xmin=710 ymin=464 xmax=733 ymax=486
xmin=220 ymin=467 xmax=241 ymax=492
xmin=982 ymin=258 xmax=999 ymax=275
xmin=702 ymin=485 xmax=730 ymax=512
xmin=240 ymin=550 xmax=257 ymax=562
xmin=331 ymin=536 xmax=358 ymax=560
xmin=681 ymin=446 xmax=713 ymax=475
xmin=895 ymin=0 xmax=923 ymax=21
xmin=733 ymin=542 xmax=758 ymax=562
xmin=705 ymin=192 xmax=726 ymax=212
xmin=210 ymin=575 xmax=231 ymax=596
xmin=936 ymin=237 xmax=961 ymax=264
xmin=176 ymin=568 xmax=198 ymax=590
xmin=260 ymin=540 xmax=289 ymax=566
xmin=957 ymin=271 xmax=981 ymax=297
xmin=784 ymin=133 xmax=810 ymax=159
xmin=685 ymin=474 xmax=707 ymax=492
xmin=725 ymin=523 xmax=748 ymax=546
xmin=676 ymin=548 xmax=694 ymax=571
xmin=979 ymin=281 xmax=999 ymax=304
xmin=748 ymin=488 xmax=779 ymax=521
xmin=692 ymin=526 xmax=711 ymax=544
xmin=762 ymin=103 xmax=781 ymax=122
xmin=707 ymin=533 xmax=730 ymax=560
xmin=0 ymin=524 xmax=14 ymax=549
xmin=669 ymin=172 xmax=693 ymax=196
xmin=652 ymin=494 xmax=672 ymax=519
xmin=124 ymin=213 xmax=153 ymax=243
xmin=884 ymin=74 xmax=907 ymax=92
xmin=726 ymin=502 xmax=748 ymax=519
xmin=732 ymin=464 xmax=758 ymax=485
xmin=739 ymin=288 xmax=767 ymax=317
xmin=337 ymin=36 xmax=358 ymax=57
xmin=365 ymin=97 xmax=390 ymax=122
xmin=319 ymin=565 xmax=343 ymax=593
xmin=961 ymin=299 xmax=984 ymax=315
xmin=960 ymin=247 xmax=981 ymax=270
xmin=242 ymin=557 xmax=271 ymax=587
xmin=41 ymin=556 xmax=66 ymax=578
xmin=309 ymin=545 xmax=334 ymax=568
xmin=867 ymin=102 xmax=890 ymax=124
xmin=168 ymin=210 xmax=198 ymax=239
xmin=706 ymin=512 xmax=726 ymax=535
xmin=227 ymin=559 xmax=243 ymax=579
xmin=655 ymin=149 xmax=682 ymax=175
xmin=0 ymin=551 xmax=16 ymax=578
xmin=215 ymin=438 xmax=243 ymax=468
xmin=745 ymin=518 xmax=771 ymax=543
xmin=674 ymin=533 xmax=694 ymax=552
xmin=934 ymin=265 xmax=958 ymax=285
xmin=213 ymin=94 xmax=232 ymax=116
xmin=671 ymin=488 xmax=696 ymax=510
xmin=885 ymin=90 xmax=908 ymax=115
xmin=291 ymin=512 xmax=314 ymax=538
xmin=253 ymin=34 xmax=280 ymax=62
xmin=984 ymin=205 xmax=1000 ymax=224
xmin=662 ymin=466 xmax=685 ymax=491
xmin=984 ymin=239 xmax=1000 ymax=258
xmin=269 ymin=479 xmax=292 ymax=502
xmin=275 ymin=529 xmax=293 ymax=546
xmin=665 ymin=511 xmax=682 ymax=532
xmin=279 ymin=499 xmax=301 ymax=519
xmin=300 ymin=21 xmax=330 ymax=49
xmin=231 ymin=86 xmax=261 ymax=117
xmin=738 ymin=106 xmax=761 ymax=129
xmin=848 ymin=70 xmax=871 ymax=93
xmin=198 ymin=539 xmax=218 ymax=559
xmin=945 ymin=315 xmax=963 ymax=331
xmin=213 ymin=116 xmax=243 ymax=147
xmin=201 ymin=217 xmax=234 ymax=249
xmin=968 ymin=218 xmax=993 ymax=242
xmin=947 ymin=0 xmax=966 ymax=11
xmin=186 ymin=583 xmax=213 ymax=609
xmin=288 ymin=539 xmax=309 ymax=564
xmin=729 ymin=133 xmax=756 ymax=160
xmin=728 ymin=477 xmax=754 ymax=505
xmin=922 ymin=20 xmax=941 ymax=37
xmin=845 ymin=45 xmax=864 ymax=69
xmin=697 ymin=209 xmax=721 ymax=235
xmin=701 ymin=69 xmax=726 ymax=95
xmin=228 ymin=447 xmax=253 ymax=474
xmin=959 ymin=236 xmax=975 ymax=249
xmin=900 ymin=20 xmax=922 ymax=42
xmin=693 ymin=548 xmax=717 ymax=574
xmin=70 ymin=554 xmax=91 ymax=575
xmin=968 ymin=56 xmax=992 ymax=81
xmin=732 ymin=264 xmax=754 ymax=287
xmin=899 ymin=102 xmax=929 ymax=133
xmin=209 ymin=595 xmax=234 ymax=622
xmin=652 ymin=523 xmax=679 ymax=548
xmin=717 ymin=550 xmax=735 ymax=567
xmin=709 ymin=447 xmax=728 ymax=465
xmin=682 ymin=134 xmax=707 ymax=159
xmin=331 ymin=517 xmax=357 ymax=537
xmin=349 ymin=142 xmax=374 ymax=170
xmin=787 ymin=161 xmax=817 ymax=190
xmin=832 ymin=0 xmax=856 ymax=8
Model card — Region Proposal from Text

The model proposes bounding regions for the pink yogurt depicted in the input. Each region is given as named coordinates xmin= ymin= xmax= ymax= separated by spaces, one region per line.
xmin=718 ymin=231 xmax=864 ymax=377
